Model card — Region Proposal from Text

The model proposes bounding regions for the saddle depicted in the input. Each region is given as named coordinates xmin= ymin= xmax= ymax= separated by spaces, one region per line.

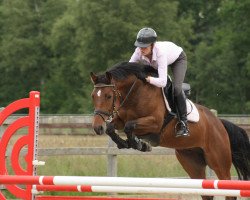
xmin=160 ymin=76 xmax=199 ymax=132
xmin=164 ymin=76 xmax=191 ymax=113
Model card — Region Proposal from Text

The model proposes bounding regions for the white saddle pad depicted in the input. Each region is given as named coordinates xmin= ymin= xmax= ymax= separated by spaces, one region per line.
xmin=162 ymin=88 xmax=200 ymax=122
xmin=186 ymin=99 xmax=199 ymax=122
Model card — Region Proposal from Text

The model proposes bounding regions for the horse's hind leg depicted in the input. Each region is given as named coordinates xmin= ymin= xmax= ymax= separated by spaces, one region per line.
xmin=204 ymin=148 xmax=236 ymax=200
xmin=204 ymin=138 xmax=232 ymax=181
xmin=175 ymin=148 xmax=206 ymax=178
xmin=175 ymin=148 xmax=214 ymax=200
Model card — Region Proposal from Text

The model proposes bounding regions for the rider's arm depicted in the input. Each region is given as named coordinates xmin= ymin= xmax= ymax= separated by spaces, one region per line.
xmin=148 ymin=54 xmax=168 ymax=88
xmin=129 ymin=48 xmax=140 ymax=62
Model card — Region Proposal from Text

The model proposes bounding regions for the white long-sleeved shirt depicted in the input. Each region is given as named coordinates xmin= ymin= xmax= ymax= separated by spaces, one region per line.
xmin=129 ymin=41 xmax=183 ymax=87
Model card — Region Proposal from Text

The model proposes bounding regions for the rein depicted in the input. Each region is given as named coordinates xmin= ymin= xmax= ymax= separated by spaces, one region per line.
xmin=94 ymin=80 xmax=137 ymax=123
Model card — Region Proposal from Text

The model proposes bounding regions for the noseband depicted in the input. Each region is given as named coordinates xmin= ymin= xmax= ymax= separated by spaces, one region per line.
xmin=93 ymin=80 xmax=137 ymax=123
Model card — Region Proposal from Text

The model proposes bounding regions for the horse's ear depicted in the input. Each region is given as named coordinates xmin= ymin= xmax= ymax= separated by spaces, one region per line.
xmin=105 ymin=72 xmax=112 ymax=83
xmin=90 ymin=72 xmax=98 ymax=84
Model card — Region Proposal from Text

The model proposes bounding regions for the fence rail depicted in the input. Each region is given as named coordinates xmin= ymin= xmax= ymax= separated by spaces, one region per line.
xmin=1 ymin=114 xmax=250 ymax=135
xmin=6 ymin=147 xmax=175 ymax=157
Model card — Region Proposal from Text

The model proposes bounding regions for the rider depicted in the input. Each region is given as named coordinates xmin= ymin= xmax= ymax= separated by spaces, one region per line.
xmin=129 ymin=27 xmax=189 ymax=137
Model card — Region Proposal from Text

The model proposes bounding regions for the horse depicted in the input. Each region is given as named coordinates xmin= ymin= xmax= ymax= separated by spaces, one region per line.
xmin=90 ymin=62 xmax=250 ymax=200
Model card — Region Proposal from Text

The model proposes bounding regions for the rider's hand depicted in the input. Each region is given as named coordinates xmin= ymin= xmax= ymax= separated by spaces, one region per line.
xmin=146 ymin=76 xmax=151 ymax=83
xmin=137 ymin=72 xmax=147 ymax=83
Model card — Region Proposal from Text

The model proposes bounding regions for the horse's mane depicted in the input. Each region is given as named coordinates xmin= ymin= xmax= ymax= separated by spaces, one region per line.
xmin=107 ymin=62 xmax=158 ymax=80
xmin=94 ymin=62 xmax=158 ymax=84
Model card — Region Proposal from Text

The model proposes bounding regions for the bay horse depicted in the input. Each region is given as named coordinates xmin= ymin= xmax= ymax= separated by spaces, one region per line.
xmin=90 ymin=62 xmax=250 ymax=200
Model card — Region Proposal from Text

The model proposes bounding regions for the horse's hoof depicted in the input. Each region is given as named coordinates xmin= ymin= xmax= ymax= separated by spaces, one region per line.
xmin=141 ymin=142 xmax=152 ymax=152
xmin=117 ymin=141 xmax=130 ymax=149
xmin=117 ymin=144 xmax=124 ymax=149
xmin=126 ymin=137 xmax=143 ymax=150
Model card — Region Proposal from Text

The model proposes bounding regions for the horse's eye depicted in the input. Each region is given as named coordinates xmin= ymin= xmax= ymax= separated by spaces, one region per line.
xmin=107 ymin=95 xmax=112 ymax=99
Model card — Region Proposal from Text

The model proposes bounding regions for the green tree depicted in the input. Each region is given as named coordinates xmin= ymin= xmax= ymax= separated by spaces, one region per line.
xmin=72 ymin=0 xmax=194 ymax=113
xmin=191 ymin=0 xmax=250 ymax=113
xmin=0 ymin=0 xmax=72 ymax=112
xmin=2 ymin=0 xmax=248 ymax=114
xmin=0 ymin=0 xmax=194 ymax=113
xmin=42 ymin=10 xmax=84 ymax=113
xmin=0 ymin=1 xmax=44 ymax=105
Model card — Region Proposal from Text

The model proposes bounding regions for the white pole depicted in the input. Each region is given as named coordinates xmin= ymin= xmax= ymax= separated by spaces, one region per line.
xmin=90 ymin=186 xmax=243 ymax=197
xmin=53 ymin=176 xmax=203 ymax=188
xmin=32 ymin=185 xmax=250 ymax=197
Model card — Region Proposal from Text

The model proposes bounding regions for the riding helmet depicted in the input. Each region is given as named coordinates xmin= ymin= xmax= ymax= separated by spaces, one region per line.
xmin=134 ymin=27 xmax=157 ymax=48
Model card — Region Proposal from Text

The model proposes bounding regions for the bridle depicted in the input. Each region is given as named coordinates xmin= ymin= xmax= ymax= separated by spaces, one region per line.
xmin=93 ymin=80 xmax=137 ymax=123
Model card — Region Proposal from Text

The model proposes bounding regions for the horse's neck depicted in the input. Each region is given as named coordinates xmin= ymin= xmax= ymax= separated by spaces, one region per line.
xmin=117 ymin=79 xmax=165 ymax=113
xmin=116 ymin=77 xmax=137 ymax=93
xmin=116 ymin=79 xmax=138 ymax=101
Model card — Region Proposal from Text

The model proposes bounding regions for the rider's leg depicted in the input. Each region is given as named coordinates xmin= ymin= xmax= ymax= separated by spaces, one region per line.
xmin=170 ymin=51 xmax=189 ymax=137
xmin=175 ymin=92 xmax=189 ymax=136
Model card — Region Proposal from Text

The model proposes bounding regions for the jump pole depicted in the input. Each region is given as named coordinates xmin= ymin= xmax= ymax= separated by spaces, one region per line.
xmin=1 ymin=175 xmax=249 ymax=198
xmin=36 ymin=197 xmax=172 ymax=200
xmin=1 ymin=175 xmax=250 ymax=190
xmin=31 ymin=185 xmax=250 ymax=198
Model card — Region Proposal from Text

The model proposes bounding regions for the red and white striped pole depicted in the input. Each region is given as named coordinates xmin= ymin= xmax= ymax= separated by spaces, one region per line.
xmin=36 ymin=196 xmax=174 ymax=200
xmin=32 ymin=185 xmax=250 ymax=198
xmin=1 ymin=175 xmax=250 ymax=197
xmin=1 ymin=175 xmax=250 ymax=190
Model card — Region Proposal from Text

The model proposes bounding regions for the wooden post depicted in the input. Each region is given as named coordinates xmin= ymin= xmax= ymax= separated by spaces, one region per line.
xmin=107 ymin=138 xmax=117 ymax=196
xmin=107 ymin=138 xmax=117 ymax=177
xmin=0 ymin=107 xmax=4 ymax=192
xmin=0 ymin=107 xmax=5 ymax=138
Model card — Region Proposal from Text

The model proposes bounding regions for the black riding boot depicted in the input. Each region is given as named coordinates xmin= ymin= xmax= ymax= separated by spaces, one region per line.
xmin=175 ymin=92 xmax=189 ymax=137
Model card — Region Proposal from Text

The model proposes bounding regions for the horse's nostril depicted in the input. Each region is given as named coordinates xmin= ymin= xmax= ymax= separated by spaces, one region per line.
xmin=94 ymin=126 xmax=105 ymax=135
xmin=99 ymin=126 xmax=104 ymax=132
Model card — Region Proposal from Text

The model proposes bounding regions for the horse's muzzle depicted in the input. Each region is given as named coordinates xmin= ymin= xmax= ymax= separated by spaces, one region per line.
xmin=93 ymin=125 xmax=106 ymax=135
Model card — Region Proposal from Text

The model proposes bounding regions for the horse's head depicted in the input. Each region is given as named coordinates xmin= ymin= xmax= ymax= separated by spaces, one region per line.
xmin=90 ymin=62 xmax=158 ymax=135
xmin=90 ymin=71 xmax=117 ymax=135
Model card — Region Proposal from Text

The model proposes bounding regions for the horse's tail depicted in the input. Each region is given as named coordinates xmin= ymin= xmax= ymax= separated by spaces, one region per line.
xmin=220 ymin=119 xmax=250 ymax=180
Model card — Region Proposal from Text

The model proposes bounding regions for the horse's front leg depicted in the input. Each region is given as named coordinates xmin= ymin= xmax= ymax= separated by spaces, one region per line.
xmin=106 ymin=122 xmax=130 ymax=149
xmin=124 ymin=116 xmax=160 ymax=152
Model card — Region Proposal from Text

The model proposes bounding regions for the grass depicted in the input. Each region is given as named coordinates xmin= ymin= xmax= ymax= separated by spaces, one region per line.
xmin=35 ymin=135 xmax=187 ymax=178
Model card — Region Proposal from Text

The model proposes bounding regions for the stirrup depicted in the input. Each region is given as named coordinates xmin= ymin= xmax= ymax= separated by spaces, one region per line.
xmin=175 ymin=121 xmax=189 ymax=137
